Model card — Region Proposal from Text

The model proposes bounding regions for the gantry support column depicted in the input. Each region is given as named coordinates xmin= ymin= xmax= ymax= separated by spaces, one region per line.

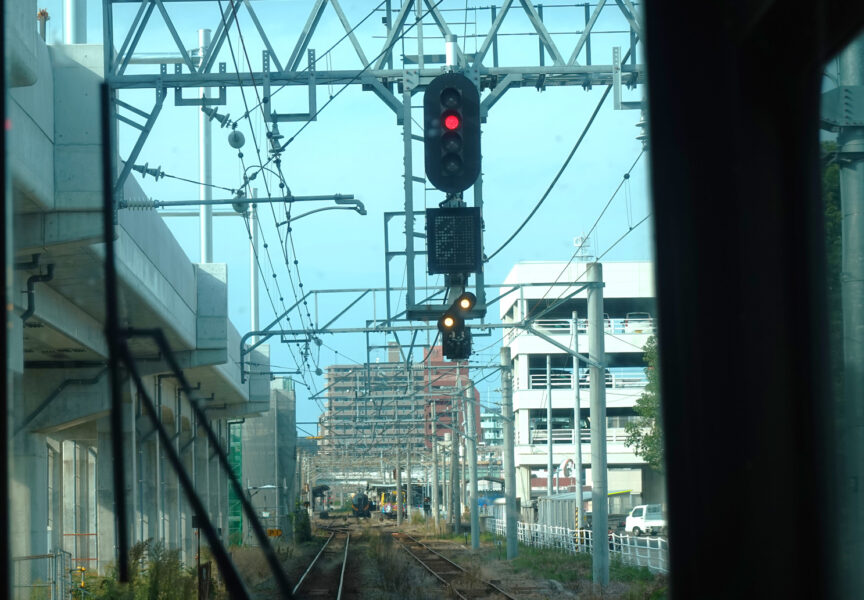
xmin=588 ymin=263 xmax=608 ymax=586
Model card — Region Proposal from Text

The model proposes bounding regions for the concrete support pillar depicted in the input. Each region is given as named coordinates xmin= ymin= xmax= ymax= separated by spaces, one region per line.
xmin=406 ymin=443 xmax=412 ymax=520
xmin=47 ymin=441 xmax=62 ymax=552
xmin=9 ymin=317 xmax=49 ymax=572
xmin=588 ymin=262 xmax=609 ymax=586
xmin=96 ymin=402 xmax=136 ymax=575
xmin=194 ymin=415 xmax=208 ymax=527
xmin=396 ymin=446 xmax=403 ymax=526
xmin=165 ymin=392 xmax=180 ymax=551
xmin=450 ymin=429 xmax=461 ymax=533
xmin=63 ymin=0 xmax=87 ymax=43
xmin=501 ymin=347 xmax=519 ymax=559
xmin=216 ymin=420 xmax=227 ymax=544
xmin=179 ymin=402 xmax=195 ymax=563
xmin=431 ymin=402 xmax=440 ymax=529
xmin=10 ymin=429 xmax=49 ymax=561
xmin=465 ymin=385 xmax=479 ymax=550
xmin=86 ymin=444 xmax=97 ymax=564
xmin=62 ymin=440 xmax=78 ymax=557
xmin=199 ymin=28 xmax=213 ymax=263
xmin=139 ymin=433 xmax=156 ymax=543
xmin=515 ymin=465 xmax=532 ymax=515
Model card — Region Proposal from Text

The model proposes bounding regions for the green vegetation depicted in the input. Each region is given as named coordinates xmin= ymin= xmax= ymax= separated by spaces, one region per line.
xmin=80 ymin=540 xmax=198 ymax=600
xmin=511 ymin=544 xmax=592 ymax=583
xmin=364 ymin=532 xmax=439 ymax=599
xmin=624 ymin=335 xmax=664 ymax=471
xmin=292 ymin=509 xmax=312 ymax=542
xmin=227 ymin=423 xmax=244 ymax=546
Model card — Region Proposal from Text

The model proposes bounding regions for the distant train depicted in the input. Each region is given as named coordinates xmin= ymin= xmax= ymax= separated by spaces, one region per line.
xmin=378 ymin=488 xmax=407 ymax=520
xmin=351 ymin=491 xmax=372 ymax=518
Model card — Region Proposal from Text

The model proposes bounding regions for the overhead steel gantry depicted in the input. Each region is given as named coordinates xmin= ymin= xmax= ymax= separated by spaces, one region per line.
xmin=103 ymin=0 xmax=643 ymax=328
xmin=239 ymin=279 xmax=603 ymax=381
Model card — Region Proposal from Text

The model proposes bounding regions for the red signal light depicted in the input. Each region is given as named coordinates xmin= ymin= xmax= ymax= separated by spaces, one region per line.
xmin=443 ymin=114 xmax=460 ymax=130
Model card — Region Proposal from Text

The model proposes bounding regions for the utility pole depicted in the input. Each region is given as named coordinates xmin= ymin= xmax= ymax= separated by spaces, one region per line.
xmin=546 ymin=354 xmax=553 ymax=497
xmin=450 ymin=426 xmax=460 ymax=533
xmin=63 ymin=0 xmax=86 ymax=43
xmin=198 ymin=29 xmax=213 ymax=263
xmin=431 ymin=401 xmax=440 ymax=529
xmin=836 ymin=35 xmax=864 ymax=596
xmin=249 ymin=189 xmax=259 ymax=343
xmin=406 ymin=442 xmax=412 ymax=521
xmin=465 ymin=384 xmax=479 ymax=549
xmin=396 ymin=446 xmax=403 ymax=526
xmin=588 ymin=263 xmax=609 ymax=586
xmin=573 ymin=311 xmax=585 ymax=529
xmin=443 ymin=432 xmax=450 ymax=525
xmin=306 ymin=456 xmax=313 ymax=512
xmin=501 ymin=347 xmax=518 ymax=559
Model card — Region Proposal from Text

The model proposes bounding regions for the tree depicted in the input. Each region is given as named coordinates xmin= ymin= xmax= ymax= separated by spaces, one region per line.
xmin=625 ymin=335 xmax=664 ymax=471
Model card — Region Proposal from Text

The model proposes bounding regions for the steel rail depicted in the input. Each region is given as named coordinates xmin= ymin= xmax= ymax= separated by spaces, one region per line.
xmin=393 ymin=533 xmax=519 ymax=600
xmin=293 ymin=532 xmax=336 ymax=596
xmin=392 ymin=534 xmax=466 ymax=600
xmin=336 ymin=533 xmax=351 ymax=600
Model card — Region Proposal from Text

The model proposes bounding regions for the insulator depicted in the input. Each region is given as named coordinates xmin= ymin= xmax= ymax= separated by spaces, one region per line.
xmin=123 ymin=198 xmax=156 ymax=211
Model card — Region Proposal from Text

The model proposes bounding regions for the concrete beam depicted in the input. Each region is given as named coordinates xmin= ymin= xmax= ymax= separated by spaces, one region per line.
xmin=7 ymin=2 xmax=39 ymax=87
xmin=26 ymin=375 xmax=111 ymax=434
xmin=195 ymin=263 xmax=228 ymax=350
xmin=16 ymin=211 xmax=105 ymax=255
xmin=204 ymin=402 xmax=271 ymax=419
xmin=247 ymin=345 xmax=271 ymax=406
xmin=18 ymin=275 xmax=107 ymax=357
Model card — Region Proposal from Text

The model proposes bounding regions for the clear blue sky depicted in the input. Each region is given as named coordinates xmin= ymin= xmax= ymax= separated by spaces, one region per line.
xmin=46 ymin=0 xmax=653 ymax=434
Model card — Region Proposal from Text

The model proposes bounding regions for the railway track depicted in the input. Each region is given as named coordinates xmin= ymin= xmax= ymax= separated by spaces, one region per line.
xmin=392 ymin=532 xmax=518 ymax=600
xmin=293 ymin=527 xmax=353 ymax=599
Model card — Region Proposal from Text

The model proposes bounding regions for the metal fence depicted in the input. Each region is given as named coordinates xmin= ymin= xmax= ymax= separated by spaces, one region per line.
xmin=486 ymin=518 xmax=669 ymax=574
xmin=12 ymin=548 xmax=72 ymax=600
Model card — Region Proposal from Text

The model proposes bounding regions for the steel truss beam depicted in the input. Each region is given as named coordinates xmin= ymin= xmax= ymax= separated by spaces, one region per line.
xmin=103 ymin=0 xmax=642 ymax=325
xmin=238 ymin=280 xmax=602 ymax=380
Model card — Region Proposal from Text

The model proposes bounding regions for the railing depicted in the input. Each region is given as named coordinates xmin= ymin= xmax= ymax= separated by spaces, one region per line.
xmin=529 ymin=372 xmax=574 ymax=388
xmin=527 ymin=371 xmax=648 ymax=390
xmin=532 ymin=319 xmax=572 ymax=332
xmin=529 ymin=318 xmax=656 ymax=336
xmin=12 ymin=548 xmax=72 ymax=600
xmin=486 ymin=519 xmax=668 ymax=574
xmin=527 ymin=428 xmax=630 ymax=445
xmin=529 ymin=428 xmax=580 ymax=444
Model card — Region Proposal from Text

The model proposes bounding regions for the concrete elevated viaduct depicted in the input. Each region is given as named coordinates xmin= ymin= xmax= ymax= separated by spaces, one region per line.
xmin=6 ymin=1 xmax=293 ymax=588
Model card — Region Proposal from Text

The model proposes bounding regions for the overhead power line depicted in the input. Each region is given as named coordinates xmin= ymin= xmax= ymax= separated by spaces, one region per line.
xmin=485 ymin=47 xmax=635 ymax=264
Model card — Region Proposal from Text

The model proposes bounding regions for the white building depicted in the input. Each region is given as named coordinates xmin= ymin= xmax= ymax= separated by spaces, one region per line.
xmin=500 ymin=260 xmax=662 ymax=514
xmin=480 ymin=408 xmax=504 ymax=450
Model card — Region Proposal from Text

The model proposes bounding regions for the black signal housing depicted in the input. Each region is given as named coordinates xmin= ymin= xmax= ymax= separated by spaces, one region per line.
xmin=424 ymin=73 xmax=481 ymax=193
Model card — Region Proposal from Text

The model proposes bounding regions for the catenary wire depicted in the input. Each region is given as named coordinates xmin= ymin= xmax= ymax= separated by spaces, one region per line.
xmin=484 ymin=47 xmax=634 ymax=263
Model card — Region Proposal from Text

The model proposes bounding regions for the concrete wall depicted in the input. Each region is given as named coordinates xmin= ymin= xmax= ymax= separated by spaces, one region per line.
xmin=7 ymin=20 xmax=281 ymax=591
xmin=242 ymin=380 xmax=297 ymax=544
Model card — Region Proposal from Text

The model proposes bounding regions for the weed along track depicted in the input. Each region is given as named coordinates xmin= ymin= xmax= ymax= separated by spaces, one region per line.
xmin=293 ymin=527 xmax=354 ymax=599
xmin=392 ymin=532 xmax=518 ymax=600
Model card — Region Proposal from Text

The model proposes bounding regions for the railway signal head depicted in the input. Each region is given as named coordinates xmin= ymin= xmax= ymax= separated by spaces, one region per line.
xmin=437 ymin=291 xmax=476 ymax=360
xmin=424 ymin=73 xmax=481 ymax=193
xmin=455 ymin=292 xmax=476 ymax=311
